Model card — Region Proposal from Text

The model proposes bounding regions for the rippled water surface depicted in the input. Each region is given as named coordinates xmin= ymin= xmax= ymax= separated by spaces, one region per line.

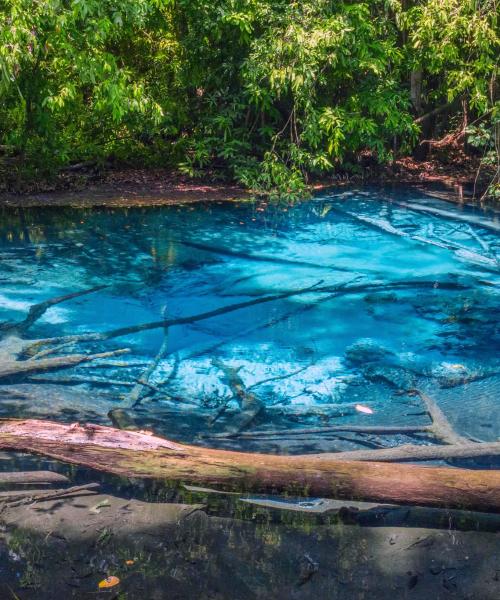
xmin=1 ymin=186 xmax=499 ymax=457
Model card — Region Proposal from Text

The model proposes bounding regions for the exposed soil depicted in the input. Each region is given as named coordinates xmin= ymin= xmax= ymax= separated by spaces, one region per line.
xmin=0 ymin=169 xmax=250 ymax=208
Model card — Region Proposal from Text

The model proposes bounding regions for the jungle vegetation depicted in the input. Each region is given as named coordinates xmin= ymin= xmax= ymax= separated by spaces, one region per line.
xmin=0 ymin=0 xmax=498 ymax=196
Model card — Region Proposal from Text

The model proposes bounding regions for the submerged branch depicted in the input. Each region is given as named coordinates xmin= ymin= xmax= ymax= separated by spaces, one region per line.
xmin=208 ymin=425 xmax=431 ymax=439
xmin=177 ymin=239 xmax=350 ymax=272
xmin=0 ymin=348 xmax=130 ymax=382
xmin=212 ymin=358 xmax=263 ymax=433
xmin=123 ymin=306 xmax=170 ymax=408
xmin=30 ymin=278 xmax=470 ymax=348
xmin=315 ymin=442 xmax=500 ymax=463
xmin=1 ymin=285 xmax=107 ymax=338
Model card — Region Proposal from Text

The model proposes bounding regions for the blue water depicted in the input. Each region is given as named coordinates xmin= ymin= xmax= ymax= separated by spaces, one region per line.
xmin=0 ymin=187 xmax=499 ymax=456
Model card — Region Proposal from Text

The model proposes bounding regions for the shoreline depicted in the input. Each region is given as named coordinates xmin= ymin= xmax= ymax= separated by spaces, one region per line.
xmin=0 ymin=160 xmax=489 ymax=209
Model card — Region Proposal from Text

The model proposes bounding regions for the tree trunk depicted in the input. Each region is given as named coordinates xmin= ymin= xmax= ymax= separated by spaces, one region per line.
xmin=1 ymin=419 xmax=499 ymax=512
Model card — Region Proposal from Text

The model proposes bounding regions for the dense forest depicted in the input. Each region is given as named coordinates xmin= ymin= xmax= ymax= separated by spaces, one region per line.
xmin=0 ymin=0 xmax=498 ymax=196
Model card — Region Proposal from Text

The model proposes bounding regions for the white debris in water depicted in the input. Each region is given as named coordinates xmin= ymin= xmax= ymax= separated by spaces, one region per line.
xmin=40 ymin=306 xmax=70 ymax=324
xmin=152 ymin=348 xmax=349 ymax=407
xmin=0 ymin=293 xmax=33 ymax=312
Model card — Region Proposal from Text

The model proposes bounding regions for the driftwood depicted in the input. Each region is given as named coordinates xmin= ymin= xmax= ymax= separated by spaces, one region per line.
xmin=0 ymin=470 xmax=69 ymax=486
xmin=2 ymin=483 xmax=100 ymax=508
xmin=0 ymin=419 xmax=499 ymax=512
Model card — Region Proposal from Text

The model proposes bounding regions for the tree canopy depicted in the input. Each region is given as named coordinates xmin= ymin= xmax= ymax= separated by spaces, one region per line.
xmin=0 ymin=0 xmax=498 ymax=195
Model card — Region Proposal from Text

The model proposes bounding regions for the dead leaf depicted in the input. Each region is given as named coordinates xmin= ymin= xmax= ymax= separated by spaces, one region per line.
xmin=355 ymin=404 xmax=374 ymax=415
xmin=90 ymin=499 xmax=110 ymax=514
xmin=98 ymin=576 xmax=120 ymax=589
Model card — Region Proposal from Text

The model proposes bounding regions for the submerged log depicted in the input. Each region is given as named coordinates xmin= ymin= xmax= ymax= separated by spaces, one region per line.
xmin=0 ymin=470 xmax=70 ymax=486
xmin=0 ymin=419 xmax=499 ymax=512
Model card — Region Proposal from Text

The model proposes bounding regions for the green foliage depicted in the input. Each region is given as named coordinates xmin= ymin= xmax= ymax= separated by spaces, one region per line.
xmin=0 ymin=0 xmax=498 ymax=194
xmin=466 ymin=103 xmax=500 ymax=199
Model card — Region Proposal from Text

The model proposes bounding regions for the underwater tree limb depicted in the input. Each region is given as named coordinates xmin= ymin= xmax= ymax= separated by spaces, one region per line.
xmin=207 ymin=425 xmax=432 ymax=439
xmin=0 ymin=285 xmax=107 ymax=338
xmin=0 ymin=419 xmax=499 ymax=512
xmin=176 ymin=239 xmax=350 ymax=272
xmin=314 ymin=442 xmax=500 ymax=462
xmin=123 ymin=306 xmax=170 ymax=408
xmin=30 ymin=278 xmax=470 ymax=348
xmin=0 ymin=348 xmax=129 ymax=382
xmin=212 ymin=358 xmax=263 ymax=433
xmin=411 ymin=389 xmax=470 ymax=445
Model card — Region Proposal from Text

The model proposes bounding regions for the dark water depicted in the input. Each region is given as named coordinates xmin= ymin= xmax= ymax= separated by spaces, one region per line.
xmin=0 ymin=186 xmax=499 ymax=456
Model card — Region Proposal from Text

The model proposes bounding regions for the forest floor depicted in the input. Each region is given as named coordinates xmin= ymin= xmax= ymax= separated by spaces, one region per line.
xmin=0 ymin=153 xmax=488 ymax=208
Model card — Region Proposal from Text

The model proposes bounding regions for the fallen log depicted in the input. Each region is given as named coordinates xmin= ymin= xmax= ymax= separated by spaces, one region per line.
xmin=0 ymin=419 xmax=499 ymax=512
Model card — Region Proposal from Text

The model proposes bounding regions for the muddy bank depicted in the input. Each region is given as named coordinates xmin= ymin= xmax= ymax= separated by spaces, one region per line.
xmin=0 ymin=178 xmax=250 ymax=208
xmin=0 ymin=158 xmax=488 ymax=209
xmin=1 ymin=483 xmax=500 ymax=600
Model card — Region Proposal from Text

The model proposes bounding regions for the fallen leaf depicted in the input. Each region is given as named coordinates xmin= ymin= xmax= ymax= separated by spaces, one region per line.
xmin=90 ymin=499 xmax=110 ymax=514
xmin=355 ymin=404 xmax=374 ymax=415
xmin=98 ymin=576 xmax=120 ymax=589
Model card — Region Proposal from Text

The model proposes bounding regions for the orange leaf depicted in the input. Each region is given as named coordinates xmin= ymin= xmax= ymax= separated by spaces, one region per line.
xmin=98 ymin=576 xmax=120 ymax=589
